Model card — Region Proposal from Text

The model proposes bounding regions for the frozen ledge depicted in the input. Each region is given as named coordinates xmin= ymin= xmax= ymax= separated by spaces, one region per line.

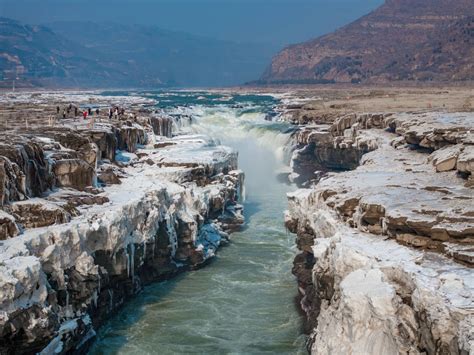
xmin=287 ymin=200 xmax=473 ymax=354
xmin=0 ymin=134 xmax=244 ymax=354
xmin=285 ymin=111 xmax=474 ymax=354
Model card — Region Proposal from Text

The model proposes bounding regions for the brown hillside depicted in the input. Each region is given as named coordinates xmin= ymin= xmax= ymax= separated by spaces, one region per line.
xmin=261 ymin=0 xmax=474 ymax=84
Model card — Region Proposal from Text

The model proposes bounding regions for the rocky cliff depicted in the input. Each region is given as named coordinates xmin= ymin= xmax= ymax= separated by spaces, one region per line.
xmin=0 ymin=94 xmax=244 ymax=353
xmin=261 ymin=0 xmax=474 ymax=84
xmin=284 ymin=106 xmax=474 ymax=353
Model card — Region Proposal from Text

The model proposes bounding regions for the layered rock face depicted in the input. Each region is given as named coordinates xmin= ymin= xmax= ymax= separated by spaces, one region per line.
xmin=261 ymin=0 xmax=474 ymax=84
xmin=289 ymin=113 xmax=382 ymax=185
xmin=285 ymin=111 xmax=474 ymax=353
xmin=0 ymin=105 xmax=244 ymax=353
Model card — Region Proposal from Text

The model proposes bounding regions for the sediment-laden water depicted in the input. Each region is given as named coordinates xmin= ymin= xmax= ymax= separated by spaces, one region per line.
xmin=90 ymin=92 xmax=305 ymax=354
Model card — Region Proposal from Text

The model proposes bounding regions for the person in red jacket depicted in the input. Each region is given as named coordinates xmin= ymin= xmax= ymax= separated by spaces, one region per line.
xmin=83 ymin=110 xmax=88 ymax=120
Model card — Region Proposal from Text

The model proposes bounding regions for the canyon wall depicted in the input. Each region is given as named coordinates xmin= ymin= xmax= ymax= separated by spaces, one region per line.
xmin=286 ymin=108 xmax=474 ymax=354
xmin=0 ymin=107 xmax=244 ymax=353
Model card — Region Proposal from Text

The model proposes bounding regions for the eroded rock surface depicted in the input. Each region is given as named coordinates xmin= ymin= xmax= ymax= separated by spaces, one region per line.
xmin=0 ymin=99 xmax=244 ymax=354
xmin=285 ymin=111 xmax=474 ymax=354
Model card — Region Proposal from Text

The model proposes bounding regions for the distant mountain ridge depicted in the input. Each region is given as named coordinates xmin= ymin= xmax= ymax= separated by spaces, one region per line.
xmin=260 ymin=0 xmax=474 ymax=84
xmin=0 ymin=17 xmax=117 ymax=88
xmin=0 ymin=18 xmax=277 ymax=88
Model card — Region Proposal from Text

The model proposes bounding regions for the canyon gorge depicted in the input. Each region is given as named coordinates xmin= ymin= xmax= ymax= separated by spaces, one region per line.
xmin=0 ymin=88 xmax=473 ymax=354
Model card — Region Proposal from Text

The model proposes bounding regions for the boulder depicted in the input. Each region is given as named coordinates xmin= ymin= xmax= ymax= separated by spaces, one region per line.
xmin=428 ymin=144 xmax=462 ymax=172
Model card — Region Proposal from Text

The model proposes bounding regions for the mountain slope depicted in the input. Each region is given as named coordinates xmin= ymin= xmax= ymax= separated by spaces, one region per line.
xmin=260 ymin=0 xmax=474 ymax=84
xmin=0 ymin=18 xmax=278 ymax=88
xmin=48 ymin=22 xmax=279 ymax=87
xmin=0 ymin=17 xmax=125 ymax=88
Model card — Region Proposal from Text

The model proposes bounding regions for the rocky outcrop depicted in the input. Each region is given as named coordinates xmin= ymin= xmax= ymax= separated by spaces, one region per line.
xmin=0 ymin=119 xmax=154 ymax=240
xmin=285 ymin=111 xmax=474 ymax=353
xmin=115 ymin=123 xmax=147 ymax=153
xmin=6 ymin=200 xmax=71 ymax=229
xmin=86 ymin=128 xmax=118 ymax=162
xmin=53 ymin=159 xmax=96 ymax=191
xmin=386 ymin=113 xmax=474 ymax=180
xmin=0 ymin=210 xmax=19 ymax=239
xmin=261 ymin=0 xmax=474 ymax=84
xmin=290 ymin=113 xmax=381 ymax=185
xmin=0 ymin=135 xmax=52 ymax=205
xmin=287 ymin=195 xmax=473 ymax=354
xmin=0 ymin=108 xmax=244 ymax=354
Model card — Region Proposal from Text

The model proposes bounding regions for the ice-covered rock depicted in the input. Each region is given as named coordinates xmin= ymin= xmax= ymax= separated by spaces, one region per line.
xmin=286 ymin=111 xmax=474 ymax=354
xmin=0 ymin=210 xmax=19 ymax=239
xmin=53 ymin=159 xmax=96 ymax=191
xmin=150 ymin=116 xmax=174 ymax=138
xmin=0 ymin=115 xmax=244 ymax=353
xmin=7 ymin=199 xmax=71 ymax=229
xmin=287 ymin=193 xmax=474 ymax=354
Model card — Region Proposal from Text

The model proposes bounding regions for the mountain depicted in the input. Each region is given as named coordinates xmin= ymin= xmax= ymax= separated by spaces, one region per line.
xmin=0 ymin=18 xmax=278 ymax=88
xmin=48 ymin=22 xmax=279 ymax=87
xmin=260 ymin=0 xmax=474 ymax=84
xmin=0 ymin=17 xmax=122 ymax=88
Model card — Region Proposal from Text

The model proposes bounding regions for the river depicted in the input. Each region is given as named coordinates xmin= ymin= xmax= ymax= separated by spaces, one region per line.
xmin=89 ymin=91 xmax=306 ymax=354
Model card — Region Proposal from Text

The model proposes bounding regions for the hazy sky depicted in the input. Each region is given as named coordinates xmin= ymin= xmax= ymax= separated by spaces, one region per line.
xmin=0 ymin=0 xmax=383 ymax=46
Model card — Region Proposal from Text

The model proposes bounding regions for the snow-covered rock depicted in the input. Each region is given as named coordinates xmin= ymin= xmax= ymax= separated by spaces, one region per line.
xmin=0 ymin=128 xmax=244 ymax=353
xmin=286 ymin=112 xmax=474 ymax=354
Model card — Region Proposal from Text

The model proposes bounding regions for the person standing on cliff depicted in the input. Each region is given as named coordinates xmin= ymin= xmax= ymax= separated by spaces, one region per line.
xmin=62 ymin=109 xmax=66 ymax=119
xmin=74 ymin=106 xmax=78 ymax=117
xmin=83 ymin=110 xmax=88 ymax=121
xmin=88 ymin=107 xmax=92 ymax=116
xmin=56 ymin=106 xmax=60 ymax=114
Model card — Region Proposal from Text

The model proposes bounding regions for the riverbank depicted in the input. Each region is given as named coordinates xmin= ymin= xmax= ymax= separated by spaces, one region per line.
xmin=0 ymin=93 xmax=244 ymax=353
xmin=281 ymin=89 xmax=474 ymax=354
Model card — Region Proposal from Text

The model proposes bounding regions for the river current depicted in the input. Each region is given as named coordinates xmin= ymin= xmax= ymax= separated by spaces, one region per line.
xmin=90 ymin=91 xmax=306 ymax=354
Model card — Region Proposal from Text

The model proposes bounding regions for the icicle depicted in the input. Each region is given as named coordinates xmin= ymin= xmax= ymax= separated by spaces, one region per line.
xmin=130 ymin=243 xmax=135 ymax=283
xmin=125 ymin=247 xmax=130 ymax=278
xmin=108 ymin=289 xmax=113 ymax=312
xmin=221 ymin=191 xmax=227 ymax=216
xmin=92 ymin=290 xmax=98 ymax=308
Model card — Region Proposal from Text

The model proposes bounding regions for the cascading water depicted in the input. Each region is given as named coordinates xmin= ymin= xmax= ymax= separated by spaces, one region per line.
xmin=90 ymin=91 xmax=306 ymax=354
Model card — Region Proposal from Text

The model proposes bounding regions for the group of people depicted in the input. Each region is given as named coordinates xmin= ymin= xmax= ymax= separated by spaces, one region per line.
xmin=107 ymin=106 xmax=126 ymax=120
xmin=56 ymin=104 xmax=99 ymax=121
xmin=53 ymin=104 xmax=136 ymax=129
